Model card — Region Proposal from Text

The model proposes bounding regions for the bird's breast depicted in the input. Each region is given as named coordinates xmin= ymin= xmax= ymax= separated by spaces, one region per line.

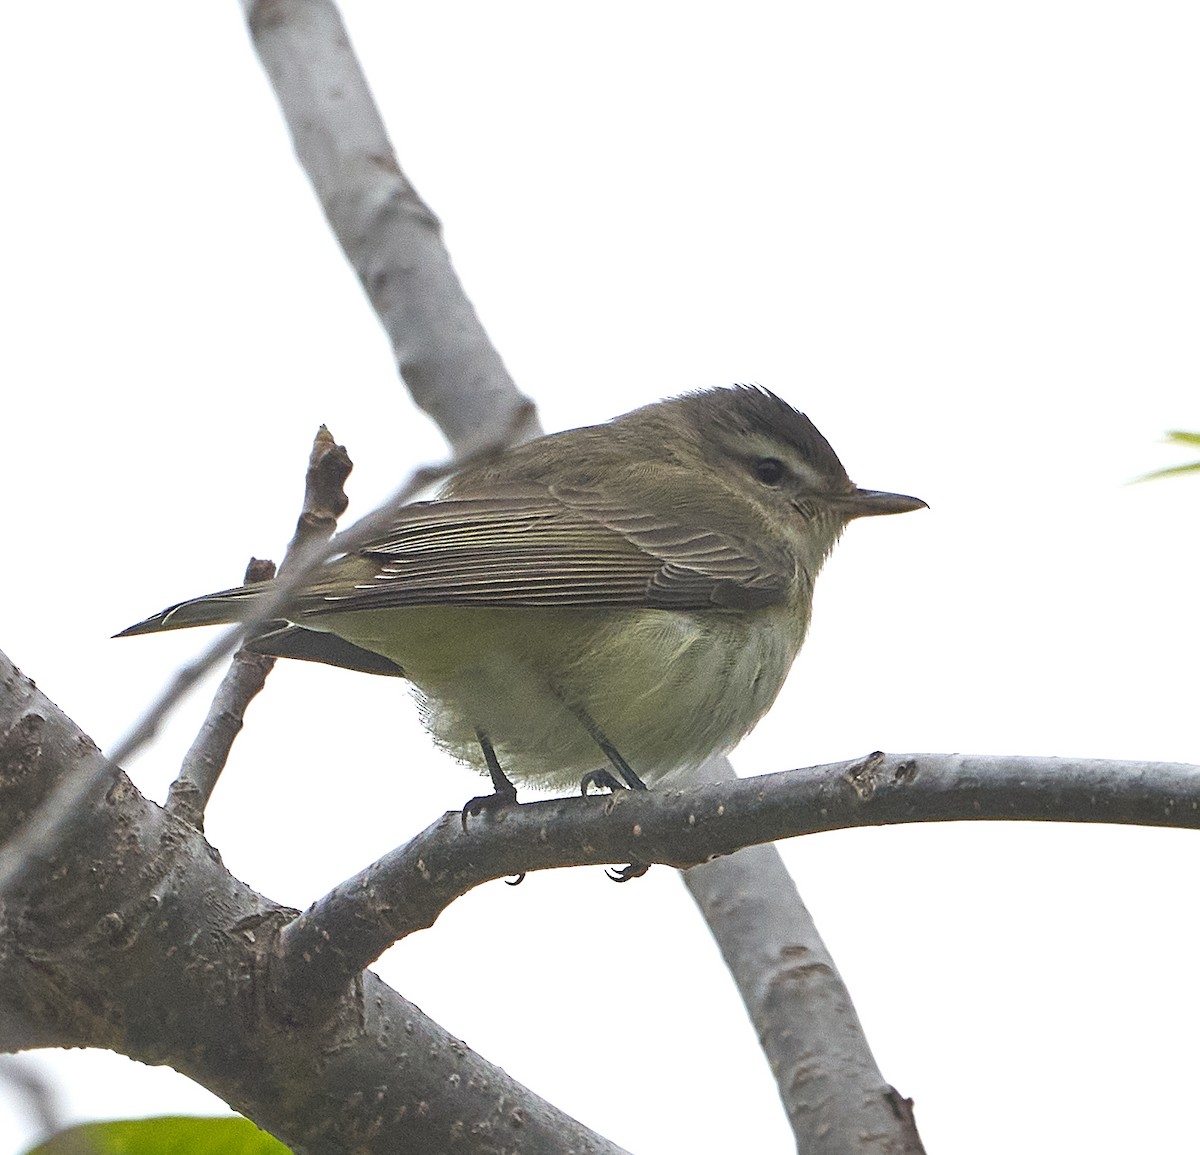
xmin=321 ymin=604 xmax=807 ymax=791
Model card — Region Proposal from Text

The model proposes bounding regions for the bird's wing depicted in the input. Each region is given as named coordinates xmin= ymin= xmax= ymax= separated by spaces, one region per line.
xmin=300 ymin=489 xmax=792 ymax=614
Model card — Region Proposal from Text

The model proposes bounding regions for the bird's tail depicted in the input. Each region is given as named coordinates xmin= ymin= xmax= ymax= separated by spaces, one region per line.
xmin=114 ymin=585 xmax=263 ymax=637
xmin=115 ymin=586 xmax=406 ymax=677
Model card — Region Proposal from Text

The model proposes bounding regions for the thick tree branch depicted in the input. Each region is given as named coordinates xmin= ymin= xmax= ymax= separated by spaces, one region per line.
xmin=0 ymin=651 xmax=627 ymax=1155
xmin=681 ymin=756 xmax=925 ymax=1153
xmin=241 ymin=0 xmax=540 ymax=454
xmin=277 ymin=749 xmax=1200 ymax=997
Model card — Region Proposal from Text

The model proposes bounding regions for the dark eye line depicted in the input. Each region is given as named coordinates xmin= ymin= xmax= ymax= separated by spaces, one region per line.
xmin=752 ymin=457 xmax=787 ymax=486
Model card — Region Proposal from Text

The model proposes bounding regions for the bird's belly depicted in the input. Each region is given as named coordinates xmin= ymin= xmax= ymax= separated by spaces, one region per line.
xmin=318 ymin=605 xmax=803 ymax=792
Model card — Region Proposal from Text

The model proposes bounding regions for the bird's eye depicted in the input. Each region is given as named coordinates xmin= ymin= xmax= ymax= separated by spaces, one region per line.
xmin=753 ymin=457 xmax=787 ymax=486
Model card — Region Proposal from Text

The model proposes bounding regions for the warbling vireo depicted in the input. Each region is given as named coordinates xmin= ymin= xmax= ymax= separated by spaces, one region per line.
xmin=120 ymin=386 xmax=925 ymax=811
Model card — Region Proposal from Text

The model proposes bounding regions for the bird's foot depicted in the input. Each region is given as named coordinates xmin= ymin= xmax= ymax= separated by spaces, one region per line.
xmin=460 ymin=782 xmax=519 ymax=831
xmin=607 ymin=860 xmax=650 ymax=883
xmin=579 ymin=768 xmax=626 ymax=795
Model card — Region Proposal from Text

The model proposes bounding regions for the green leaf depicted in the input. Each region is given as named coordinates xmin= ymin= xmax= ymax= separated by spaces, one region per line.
xmin=1134 ymin=460 xmax=1200 ymax=483
xmin=1164 ymin=430 xmax=1200 ymax=447
xmin=26 ymin=1116 xmax=292 ymax=1155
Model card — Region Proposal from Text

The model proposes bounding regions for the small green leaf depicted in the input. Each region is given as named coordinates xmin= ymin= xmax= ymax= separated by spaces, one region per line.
xmin=26 ymin=1115 xmax=292 ymax=1155
xmin=1134 ymin=461 xmax=1200 ymax=483
xmin=1164 ymin=430 xmax=1200 ymax=447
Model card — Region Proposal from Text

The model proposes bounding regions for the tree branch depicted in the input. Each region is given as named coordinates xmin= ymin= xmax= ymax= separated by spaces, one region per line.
xmin=0 ymin=651 xmax=627 ymax=1155
xmin=165 ymin=427 xmax=352 ymax=828
xmin=681 ymin=756 xmax=925 ymax=1153
xmin=277 ymin=749 xmax=1200 ymax=997
xmin=279 ymin=425 xmax=353 ymax=570
xmin=241 ymin=0 xmax=540 ymax=455
xmin=164 ymin=559 xmax=277 ymax=829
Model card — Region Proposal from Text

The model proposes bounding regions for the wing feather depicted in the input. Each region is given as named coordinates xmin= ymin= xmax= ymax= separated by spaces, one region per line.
xmin=296 ymin=488 xmax=791 ymax=615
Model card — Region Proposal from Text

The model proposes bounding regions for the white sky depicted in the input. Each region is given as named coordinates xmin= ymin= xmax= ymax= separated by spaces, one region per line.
xmin=2 ymin=3 xmax=1199 ymax=1153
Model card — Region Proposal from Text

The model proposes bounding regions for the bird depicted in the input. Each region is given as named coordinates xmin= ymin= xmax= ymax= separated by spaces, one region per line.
xmin=119 ymin=385 xmax=926 ymax=822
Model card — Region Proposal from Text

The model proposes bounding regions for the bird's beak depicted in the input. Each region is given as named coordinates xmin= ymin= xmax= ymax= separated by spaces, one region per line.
xmin=828 ymin=488 xmax=928 ymax=518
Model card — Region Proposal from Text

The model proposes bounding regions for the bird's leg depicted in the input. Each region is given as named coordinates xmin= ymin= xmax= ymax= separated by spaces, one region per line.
xmin=568 ymin=706 xmax=648 ymax=794
xmin=566 ymin=702 xmax=650 ymax=882
xmin=461 ymin=728 xmax=520 ymax=831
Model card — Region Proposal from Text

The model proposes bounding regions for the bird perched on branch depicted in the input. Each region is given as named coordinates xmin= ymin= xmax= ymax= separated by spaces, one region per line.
xmin=120 ymin=385 xmax=925 ymax=822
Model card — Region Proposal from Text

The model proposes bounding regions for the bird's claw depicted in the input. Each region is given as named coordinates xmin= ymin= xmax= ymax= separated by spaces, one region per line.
xmin=460 ymin=785 xmax=519 ymax=831
xmin=607 ymin=860 xmax=650 ymax=883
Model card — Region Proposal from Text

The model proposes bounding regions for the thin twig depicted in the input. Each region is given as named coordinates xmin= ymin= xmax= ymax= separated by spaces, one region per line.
xmin=276 ymin=751 xmax=1200 ymax=998
xmin=165 ymin=428 xmax=352 ymax=828
xmin=279 ymin=425 xmax=353 ymax=570
xmin=0 ymin=1054 xmax=63 ymax=1140
xmin=164 ymin=631 xmax=276 ymax=829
